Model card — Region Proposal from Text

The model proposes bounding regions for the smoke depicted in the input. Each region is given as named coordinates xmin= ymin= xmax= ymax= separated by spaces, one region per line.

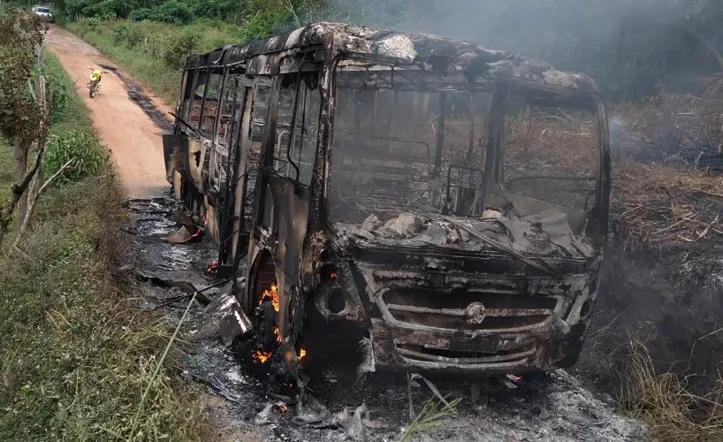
xmin=309 ymin=0 xmax=723 ymax=99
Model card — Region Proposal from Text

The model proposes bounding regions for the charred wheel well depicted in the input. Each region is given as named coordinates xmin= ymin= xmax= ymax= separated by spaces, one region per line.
xmin=249 ymin=250 xmax=276 ymax=305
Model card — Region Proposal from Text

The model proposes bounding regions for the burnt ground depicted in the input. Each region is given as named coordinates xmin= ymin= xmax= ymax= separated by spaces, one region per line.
xmin=100 ymin=64 xmax=175 ymax=133
xmin=577 ymin=231 xmax=723 ymax=398
xmin=577 ymin=124 xmax=723 ymax=401
xmin=121 ymin=196 xmax=647 ymax=442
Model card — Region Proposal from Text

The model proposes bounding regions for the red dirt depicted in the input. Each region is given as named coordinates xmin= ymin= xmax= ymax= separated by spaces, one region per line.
xmin=47 ymin=25 xmax=171 ymax=199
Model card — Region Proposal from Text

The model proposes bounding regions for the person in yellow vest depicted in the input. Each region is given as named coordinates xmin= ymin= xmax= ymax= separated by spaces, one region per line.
xmin=89 ymin=68 xmax=102 ymax=85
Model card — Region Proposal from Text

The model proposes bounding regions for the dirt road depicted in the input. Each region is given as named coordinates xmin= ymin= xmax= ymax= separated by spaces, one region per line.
xmin=47 ymin=25 xmax=171 ymax=199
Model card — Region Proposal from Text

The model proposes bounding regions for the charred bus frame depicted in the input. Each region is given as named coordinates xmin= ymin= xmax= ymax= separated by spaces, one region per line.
xmin=164 ymin=22 xmax=611 ymax=379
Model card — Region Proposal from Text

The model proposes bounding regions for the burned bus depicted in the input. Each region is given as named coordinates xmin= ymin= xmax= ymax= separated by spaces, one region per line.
xmin=163 ymin=22 xmax=611 ymax=379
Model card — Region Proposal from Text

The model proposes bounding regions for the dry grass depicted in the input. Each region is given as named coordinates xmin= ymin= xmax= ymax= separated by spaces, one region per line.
xmin=365 ymin=105 xmax=599 ymax=178
xmin=505 ymin=108 xmax=599 ymax=176
xmin=608 ymin=93 xmax=723 ymax=251
xmin=593 ymin=92 xmax=723 ymax=441
xmin=400 ymin=396 xmax=461 ymax=442
xmin=623 ymin=337 xmax=723 ymax=441
xmin=612 ymin=162 xmax=723 ymax=251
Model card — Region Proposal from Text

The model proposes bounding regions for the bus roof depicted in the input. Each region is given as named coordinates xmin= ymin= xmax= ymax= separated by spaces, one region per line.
xmin=183 ymin=22 xmax=599 ymax=96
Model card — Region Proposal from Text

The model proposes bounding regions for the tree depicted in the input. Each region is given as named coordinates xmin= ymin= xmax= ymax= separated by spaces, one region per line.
xmin=0 ymin=10 xmax=52 ymax=247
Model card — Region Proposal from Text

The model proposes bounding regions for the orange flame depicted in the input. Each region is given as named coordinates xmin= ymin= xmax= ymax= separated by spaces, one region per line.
xmin=298 ymin=348 xmax=307 ymax=362
xmin=259 ymin=283 xmax=280 ymax=312
xmin=253 ymin=351 xmax=272 ymax=364
xmin=253 ymin=283 xmax=286 ymax=364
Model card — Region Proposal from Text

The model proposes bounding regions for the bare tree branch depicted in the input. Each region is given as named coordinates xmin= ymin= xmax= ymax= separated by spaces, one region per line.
xmin=0 ymin=145 xmax=46 ymax=246
xmin=12 ymin=158 xmax=75 ymax=252
xmin=0 ymin=33 xmax=51 ymax=249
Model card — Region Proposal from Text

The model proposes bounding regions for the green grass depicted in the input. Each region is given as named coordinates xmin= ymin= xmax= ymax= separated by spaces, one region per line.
xmin=67 ymin=18 xmax=245 ymax=105
xmin=0 ymin=142 xmax=13 ymax=203
xmin=0 ymin=53 xmax=208 ymax=441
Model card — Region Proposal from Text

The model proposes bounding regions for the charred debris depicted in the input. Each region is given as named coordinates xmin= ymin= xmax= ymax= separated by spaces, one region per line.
xmin=160 ymin=21 xmax=611 ymax=388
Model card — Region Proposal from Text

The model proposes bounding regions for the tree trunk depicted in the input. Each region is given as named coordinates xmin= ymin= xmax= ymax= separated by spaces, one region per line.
xmin=13 ymin=137 xmax=29 ymax=222
xmin=32 ymin=144 xmax=43 ymax=197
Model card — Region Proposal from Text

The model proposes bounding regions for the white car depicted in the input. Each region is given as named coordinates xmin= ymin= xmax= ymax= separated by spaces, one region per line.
xmin=31 ymin=6 xmax=53 ymax=22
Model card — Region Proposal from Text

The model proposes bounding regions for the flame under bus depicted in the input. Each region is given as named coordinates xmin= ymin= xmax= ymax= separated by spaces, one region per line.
xmin=164 ymin=22 xmax=611 ymax=378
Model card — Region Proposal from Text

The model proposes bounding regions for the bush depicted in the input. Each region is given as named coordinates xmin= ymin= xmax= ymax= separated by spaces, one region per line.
xmin=85 ymin=16 xmax=101 ymax=31
xmin=44 ymin=129 xmax=109 ymax=184
xmin=163 ymin=30 xmax=201 ymax=69
xmin=112 ymin=22 xmax=146 ymax=48
xmin=112 ymin=23 xmax=130 ymax=43
xmin=129 ymin=7 xmax=152 ymax=22
xmin=47 ymin=70 xmax=69 ymax=123
xmin=125 ymin=23 xmax=146 ymax=47
xmin=130 ymin=1 xmax=195 ymax=25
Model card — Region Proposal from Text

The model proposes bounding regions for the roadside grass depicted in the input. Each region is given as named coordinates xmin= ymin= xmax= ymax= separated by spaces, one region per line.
xmin=0 ymin=142 xmax=13 ymax=203
xmin=0 ymin=53 xmax=208 ymax=440
xmin=67 ymin=18 xmax=244 ymax=104
xmin=401 ymin=397 xmax=460 ymax=442
xmin=621 ymin=337 xmax=723 ymax=442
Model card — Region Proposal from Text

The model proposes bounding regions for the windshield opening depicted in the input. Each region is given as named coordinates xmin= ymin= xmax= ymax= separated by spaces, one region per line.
xmin=328 ymin=61 xmax=602 ymax=257
xmin=329 ymin=62 xmax=490 ymax=225
xmin=490 ymin=104 xmax=600 ymax=235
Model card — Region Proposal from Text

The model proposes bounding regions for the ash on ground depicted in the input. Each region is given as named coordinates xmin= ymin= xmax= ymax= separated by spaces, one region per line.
xmin=122 ymin=196 xmax=648 ymax=442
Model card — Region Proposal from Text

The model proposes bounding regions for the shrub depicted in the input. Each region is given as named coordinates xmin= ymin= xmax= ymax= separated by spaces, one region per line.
xmin=112 ymin=23 xmax=130 ymax=44
xmin=47 ymin=70 xmax=69 ymax=123
xmin=111 ymin=22 xmax=147 ymax=48
xmin=129 ymin=7 xmax=152 ymax=22
xmin=44 ymin=129 xmax=109 ymax=184
xmin=130 ymin=1 xmax=195 ymax=25
xmin=163 ymin=30 xmax=201 ymax=69
xmin=125 ymin=23 xmax=146 ymax=48
xmin=85 ymin=16 xmax=101 ymax=31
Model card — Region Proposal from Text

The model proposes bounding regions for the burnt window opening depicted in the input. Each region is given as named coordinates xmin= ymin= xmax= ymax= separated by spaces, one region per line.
xmin=328 ymin=60 xmax=603 ymax=258
xmin=216 ymin=74 xmax=245 ymax=147
xmin=273 ymin=77 xmax=297 ymax=179
xmin=250 ymin=83 xmax=271 ymax=144
xmin=329 ymin=62 xmax=491 ymax=225
xmin=181 ymin=69 xmax=200 ymax=127
xmin=238 ymin=71 xmax=320 ymax=188
xmin=248 ymin=81 xmax=273 ymax=232
xmin=187 ymin=70 xmax=209 ymax=130
xmin=178 ymin=70 xmax=194 ymax=122
xmin=198 ymin=71 xmax=224 ymax=138
xmin=493 ymin=104 xmax=600 ymax=237
xmin=282 ymin=73 xmax=320 ymax=187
